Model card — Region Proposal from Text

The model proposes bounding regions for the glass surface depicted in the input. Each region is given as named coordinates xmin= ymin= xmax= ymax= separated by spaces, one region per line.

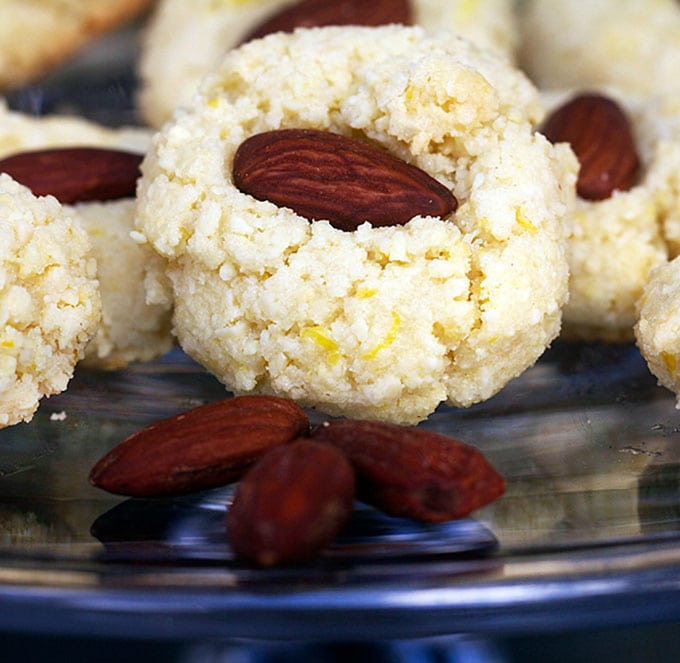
xmin=2 ymin=24 xmax=680 ymax=644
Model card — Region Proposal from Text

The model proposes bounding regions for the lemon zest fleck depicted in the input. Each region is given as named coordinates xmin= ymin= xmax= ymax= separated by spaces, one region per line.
xmin=456 ymin=0 xmax=479 ymax=19
xmin=302 ymin=326 xmax=340 ymax=365
xmin=357 ymin=287 xmax=378 ymax=299
xmin=363 ymin=312 xmax=401 ymax=361
xmin=210 ymin=0 xmax=256 ymax=10
xmin=515 ymin=209 xmax=538 ymax=234
xmin=662 ymin=351 xmax=677 ymax=376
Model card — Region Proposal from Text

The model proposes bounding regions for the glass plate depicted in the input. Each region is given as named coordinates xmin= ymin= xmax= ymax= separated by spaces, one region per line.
xmin=3 ymin=24 xmax=680 ymax=644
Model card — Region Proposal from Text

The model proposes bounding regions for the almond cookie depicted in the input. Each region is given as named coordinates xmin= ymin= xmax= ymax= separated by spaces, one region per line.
xmin=518 ymin=0 xmax=680 ymax=99
xmin=539 ymin=89 xmax=680 ymax=342
xmin=0 ymin=0 xmax=154 ymax=90
xmin=0 ymin=102 xmax=174 ymax=369
xmin=135 ymin=25 xmax=576 ymax=425
xmin=137 ymin=0 xmax=519 ymax=128
xmin=71 ymin=199 xmax=174 ymax=369
xmin=0 ymin=173 xmax=101 ymax=428
xmin=635 ymin=256 xmax=680 ymax=405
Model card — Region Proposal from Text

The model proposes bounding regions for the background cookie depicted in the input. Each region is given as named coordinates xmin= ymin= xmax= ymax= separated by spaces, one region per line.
xmin=0 ymin=0 xmax=155 ymax=91
xmin=136 ymin=25 xmax=576 ymax=425
xmin=538 ymin=89 xmax=680 ymax=343
xmin=0 ymin=102 xmax=174 ymax=369
xmin=137 ymin=0 xmax=519 ymax=128
xmin=71 ymin=200 xmax=174 ymax=369
xmin=635 ymin=257 xmax=680 ymax=405
xmin=645 ymin=93 xmax=680 ymax=259
xmin=0 ymin=173 xmax=101 ymax=428
xmin=518 ymin=0 xmax=680 ymax=98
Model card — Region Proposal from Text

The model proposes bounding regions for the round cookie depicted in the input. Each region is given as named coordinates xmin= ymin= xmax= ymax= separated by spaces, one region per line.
xmin=0 ymin=0 xmax=154 ymax=90
xmin=635 ymin=256 xmax=680 ymax=404
xmin=0 ymin=173 xmax=101 ymax=428
xmin=518 ymin=0 xmax=680 ymax=98
xmin=135 ymin=25 xmax=577 ymax=425
xmin=538 ymin=89 xmax=680 ymax=343
xmin=0 ymin=99 xmax=150 ymax=154
xmin=646 ymin=93 xmax=680 ymax=259
xmin=137 ymin=0 xmax=519 ymax=128
xmin=0 ymin=102 xmax=175 ymax=369
xmin=71 ymin=200 xmax=174 ymax=369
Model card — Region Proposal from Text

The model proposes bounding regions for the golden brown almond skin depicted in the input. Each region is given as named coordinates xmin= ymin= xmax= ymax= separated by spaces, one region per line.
xmin=227 ymin=439 xmax=355 ymax=567
xmin=240 ymin=0 xmax=413 ymax=44
xmin=541 ymin=93 xmax=640 ymax=201
xmin=312 ymin=419 xmax=505 ymax=522
xmin=232 ymin=128 xmax=457 ymax=231
xmin=0 ymin=147 xmax=143 ymax=204
xmin=89 ymin=395 xmax=310 ymax=497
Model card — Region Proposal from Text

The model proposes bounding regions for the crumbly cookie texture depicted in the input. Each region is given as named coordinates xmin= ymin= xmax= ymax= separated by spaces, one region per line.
xmin=540 ymin=89 xmax=680 ymax=343
xmin=518 ymin=0 xmax=680 ymax=98
xmin=0 ymin=0 xmax=154 ymax=90
xmin=136 ymin=25 xmax=576 ymax=425
xmin=137 ymin=0 xmax=519 ymax=127
xmin=635 ymin=257 xmax=680 ymax=405
xmin=0 ymin=173 xmax=101 ymax=428
xmin=0 ymin=102 xmax=174 ymax=368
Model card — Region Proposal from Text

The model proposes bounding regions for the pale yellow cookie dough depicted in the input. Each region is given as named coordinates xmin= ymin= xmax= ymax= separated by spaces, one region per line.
xmin=0 ymin=99 xmax=149 ymax=154
xmin=518 ymin=0 xmax=680 ymax=98
xmin=0 ymin=173 xmax=101 ymax=428
xmin=635 ymin=257 xmax=680 ymax=405
xmin=72 ymin=200 xmax=174 ymax=369
xmin=0 ymin=0 xmax=154 ymax=90
xmin=137 ymin=0 xmax=519 ymax=128
xmin=135 ymin=25 xmax=577 ymax=425
xmin=539 ymin=90 xmax=680 ymax=342
xmin=646 ymin=94 xmax=680 ymax=259
xmin=0 ymin=102 xmax=175 ymax=368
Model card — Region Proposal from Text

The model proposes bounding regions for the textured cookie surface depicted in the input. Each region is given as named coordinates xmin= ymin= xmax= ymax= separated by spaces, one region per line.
xmin=135 ymin=25 xmax=576 ymax=425
xmin=0 ymin=174 xmax=101 ymax=428
xmin=0 ymin=0 xmax=154 ymax=90
xmin=540 ymin=90 xmax=680 ymax=342
xmin=635 ymin=257 xmax=680 ymax=404
xmin=137 ymin=0 xmax=518 ymax=127
xmin=519 ymin=0 xmax=680 ymax=98
xmin=0 ymin=102 xmax=174 ymax=368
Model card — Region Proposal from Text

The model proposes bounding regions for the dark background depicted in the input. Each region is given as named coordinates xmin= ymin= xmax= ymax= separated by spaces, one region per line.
xmin=3 ymin=621 xmax=680 ymax=663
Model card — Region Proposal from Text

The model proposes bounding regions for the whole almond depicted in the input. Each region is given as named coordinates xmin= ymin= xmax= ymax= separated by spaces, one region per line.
xmin=0 ymin=147 xmax=143 ymax=204
xmin=89 ymin=395 xmax=310 ymax=497
xmin=227 ymin=439 xmax=355 ymax=567
xmin=232 ymin=128 xmax=457 ymax=231
xmin=541 ymin=93 xmax=639 ymax=201
xmin=312 ymin=419 xmax=505 ymax=522
xmin=240 ymin=0 xmax=413 ymax=44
